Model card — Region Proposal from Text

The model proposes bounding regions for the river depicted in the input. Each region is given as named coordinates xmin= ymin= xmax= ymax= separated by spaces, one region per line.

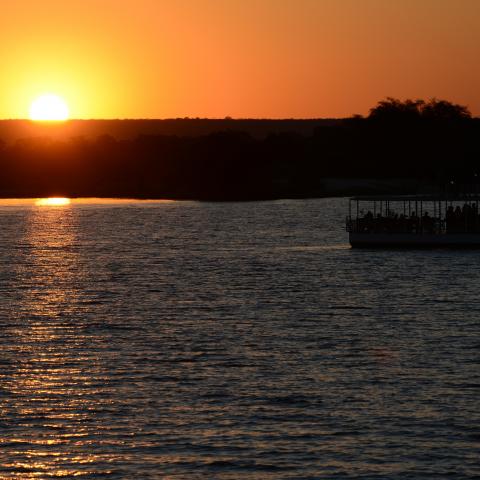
xmin=0 ymin=197 xmax=478 ymax=478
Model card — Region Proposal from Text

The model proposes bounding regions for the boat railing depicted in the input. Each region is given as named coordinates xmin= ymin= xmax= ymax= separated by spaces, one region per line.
xmin=347 ymin=215 xmax=480 ymax=234
xmin=346 ymin=216 xmax=447 ymax=234
xmin=346 ymin=194 xmax=480 ymax=235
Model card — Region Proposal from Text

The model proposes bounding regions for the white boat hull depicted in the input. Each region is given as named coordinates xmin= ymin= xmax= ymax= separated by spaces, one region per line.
xmin=350 ymin=232 xmax=480 ymax=248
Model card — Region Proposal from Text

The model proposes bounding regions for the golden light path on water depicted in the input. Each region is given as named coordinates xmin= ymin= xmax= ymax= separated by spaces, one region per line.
xmin=2 ymin=197 xmax=180 ymax=477
xmin=2 ymin=200 xmax=112 ymax=477
xmin=35 ymin=197 xmax=71 ymax=207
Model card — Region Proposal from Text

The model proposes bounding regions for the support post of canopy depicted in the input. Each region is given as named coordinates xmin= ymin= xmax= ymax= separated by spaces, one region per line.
xmin=439 ymin=199 xmax=442 ymax=234
xmin=475 ymin=196 xmax=478 ymax=232
xmin=420 ymin=200 xmax=423 ymax=233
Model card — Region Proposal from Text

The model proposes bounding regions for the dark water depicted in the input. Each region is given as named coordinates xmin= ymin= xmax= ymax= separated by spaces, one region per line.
xmin=0 ymin=198 xmax=478 ymax=479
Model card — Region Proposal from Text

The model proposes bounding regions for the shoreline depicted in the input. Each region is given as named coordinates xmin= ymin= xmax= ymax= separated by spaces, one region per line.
xmin=0 ymin=178 xmax=430 ymax=202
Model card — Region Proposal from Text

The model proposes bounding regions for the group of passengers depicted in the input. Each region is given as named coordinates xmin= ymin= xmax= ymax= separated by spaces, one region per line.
xmin=354 ymin=211 xmax=436 ymax=234
xmin=353 ymin=202 xmax=480 ymax=234
xmin=446 ymin=203 xmax=480 ymax=233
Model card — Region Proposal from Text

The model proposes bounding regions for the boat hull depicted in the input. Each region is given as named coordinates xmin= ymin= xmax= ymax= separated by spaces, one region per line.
xmin=349 ymin=232 xmax=480 ymax=248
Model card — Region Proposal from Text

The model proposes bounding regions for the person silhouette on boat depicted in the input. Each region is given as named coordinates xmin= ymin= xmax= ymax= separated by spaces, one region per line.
xmin=422 ymin=211 xmax=433 ymax=233
xmin=410 ymin=211 xmax=419 ymax=233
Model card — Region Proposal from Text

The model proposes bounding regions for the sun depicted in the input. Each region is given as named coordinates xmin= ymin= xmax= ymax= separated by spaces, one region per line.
xmin=29 ymin=94 xmax=70 ymax=121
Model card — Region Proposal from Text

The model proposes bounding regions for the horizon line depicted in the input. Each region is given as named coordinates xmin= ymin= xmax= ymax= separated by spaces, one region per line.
xmin=1 ymin=117 xmax=344 ymax=122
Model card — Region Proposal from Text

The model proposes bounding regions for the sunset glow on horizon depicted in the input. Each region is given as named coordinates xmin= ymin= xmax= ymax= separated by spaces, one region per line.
xmin=1 ymin=0 xmax=480 ymax=119
xmin=35 ymin=197 xmax=71 ymax=207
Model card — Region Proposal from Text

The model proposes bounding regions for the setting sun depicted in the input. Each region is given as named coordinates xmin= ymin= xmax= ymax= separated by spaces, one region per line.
xmin=29 ymin=94 xmax=69 ymax=121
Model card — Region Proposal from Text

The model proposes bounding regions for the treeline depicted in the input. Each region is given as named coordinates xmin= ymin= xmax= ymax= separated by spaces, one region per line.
xmin=0 ymin=118 xmax=337 ymax=144
xmin=0 ymin=98 xmax=479 ymax=200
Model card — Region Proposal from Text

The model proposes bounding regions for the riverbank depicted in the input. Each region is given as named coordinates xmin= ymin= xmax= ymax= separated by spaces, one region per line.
xmin=0 ymin=178 xmax=430 ymax=202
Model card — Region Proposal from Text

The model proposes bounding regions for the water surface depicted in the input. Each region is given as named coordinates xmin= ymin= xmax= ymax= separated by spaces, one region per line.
xmin=0 ymin=198 xmax=478 ymax=478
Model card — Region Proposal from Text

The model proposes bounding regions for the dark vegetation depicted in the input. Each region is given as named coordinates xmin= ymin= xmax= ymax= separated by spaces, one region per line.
xmin=0 ymin=98 xmax=478 ymax=200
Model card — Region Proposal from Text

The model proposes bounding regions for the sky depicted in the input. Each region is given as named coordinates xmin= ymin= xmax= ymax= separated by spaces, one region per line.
xmin=1 ymin=0 xmax=479 ymax=119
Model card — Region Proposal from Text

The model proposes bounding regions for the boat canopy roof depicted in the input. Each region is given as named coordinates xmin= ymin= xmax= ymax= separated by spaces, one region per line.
xmin=350 ymin=194 xmax=480 ymax=202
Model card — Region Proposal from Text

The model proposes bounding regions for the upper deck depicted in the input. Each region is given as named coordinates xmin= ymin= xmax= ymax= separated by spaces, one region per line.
xmin=346 ymin=193 xmax=480 ymax=237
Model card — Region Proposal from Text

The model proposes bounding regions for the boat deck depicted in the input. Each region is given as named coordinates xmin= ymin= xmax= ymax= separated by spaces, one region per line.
xmin=350 ymin=232 xmax=480 ymax=248
xmin=347 ymin=193 xmax=480 ymax=248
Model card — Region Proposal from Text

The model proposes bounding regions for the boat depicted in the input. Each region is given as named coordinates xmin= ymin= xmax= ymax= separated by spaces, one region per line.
xmin=346 ymin=194 xmax=480 ymax=248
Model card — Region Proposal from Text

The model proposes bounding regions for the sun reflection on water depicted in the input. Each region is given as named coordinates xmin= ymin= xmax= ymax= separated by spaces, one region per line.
xmin=1 ymin=204 xmax=112 ymax=477
xmin=35 ymin=197 xmax=71 ymax=207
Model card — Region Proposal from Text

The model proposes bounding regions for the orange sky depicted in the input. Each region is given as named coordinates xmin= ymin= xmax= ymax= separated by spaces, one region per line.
xmin=1 ymin=0 xmax=479 ymax=119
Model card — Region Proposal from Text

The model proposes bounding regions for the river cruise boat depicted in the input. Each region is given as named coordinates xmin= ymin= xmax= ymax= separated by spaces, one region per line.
xmin=346 ymin=194 xmax=480 ymax=248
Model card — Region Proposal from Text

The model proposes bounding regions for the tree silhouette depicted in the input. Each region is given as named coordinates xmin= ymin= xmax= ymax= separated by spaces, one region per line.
xmin=368 ymin=97 xmax=424 ymax=122
xmin=421 ymin=98 xmax=471 ymax=121
xmin=0 ymin=98 xmax=477 ymax=199
xmin=369 ymin=97 xmax=471 ymax=123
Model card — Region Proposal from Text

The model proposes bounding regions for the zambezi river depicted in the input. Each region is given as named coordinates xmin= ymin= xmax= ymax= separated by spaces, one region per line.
xmin=0 ymin=198 xmax=478 ymax=479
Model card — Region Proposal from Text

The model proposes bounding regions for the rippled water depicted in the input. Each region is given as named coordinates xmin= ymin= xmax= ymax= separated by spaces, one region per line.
xmin=0 ymin=197 xmax=478 ymax=479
